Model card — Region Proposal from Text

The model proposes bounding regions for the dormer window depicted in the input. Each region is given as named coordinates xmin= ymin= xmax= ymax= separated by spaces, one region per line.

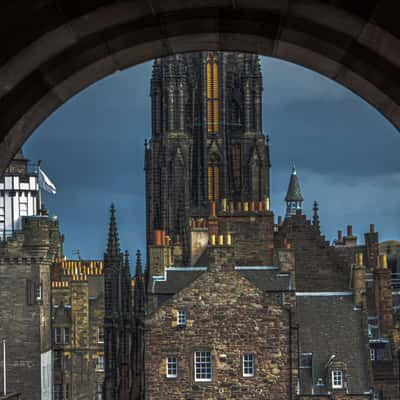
xmin=332 ymin=369 xmax=343 ymax=389
xmin=177 ymin=310 xmax=186 ymax=327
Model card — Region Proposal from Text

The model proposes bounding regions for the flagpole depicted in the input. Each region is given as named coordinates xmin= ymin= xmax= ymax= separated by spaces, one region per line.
xmin=37 ymin=160 xmax=42 ymax=215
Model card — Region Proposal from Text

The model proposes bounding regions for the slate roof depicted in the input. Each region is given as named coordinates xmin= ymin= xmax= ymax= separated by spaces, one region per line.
xmin=153 ymin=268 xmax=206 ymax=294
xmin=237 ymin=268 xmax=291 ymax=291
xmin=297 ymin=293 xmax=369 ymax=394
xmin=285 ymin=166 xmax=304 ymax=202
xmin=153 ymin=267 xmax=291 ymax=295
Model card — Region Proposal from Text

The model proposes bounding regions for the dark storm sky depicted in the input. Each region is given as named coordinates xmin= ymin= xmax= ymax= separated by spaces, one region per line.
xmin=24 ymin=56 xmax=400 ymax=261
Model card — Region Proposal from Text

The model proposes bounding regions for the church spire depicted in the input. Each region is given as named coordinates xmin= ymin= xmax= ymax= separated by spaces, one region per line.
xmin=285 ymin=166 xmax=304 ymax=217
xmin=312 ymin=200 xmax=321 ymax=234
xmin=105 ymin=203 xmax=121 ymax=263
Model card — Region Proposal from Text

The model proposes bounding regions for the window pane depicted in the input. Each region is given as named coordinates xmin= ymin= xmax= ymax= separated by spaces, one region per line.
xmin=177 ymin=310 xmax=186 ymax=326
xmin=64 ymin=328 xmax=70 ymax=344
xmin=243 ymin=353 xmax=254 ymax=377
xmin=194 ymin=351 xmax=212 ymax=381
xmin=97 ymin=356 xmax=104 ymax=371
xmin=54 ymin=327 xmax=61 ymax=344
xmin=332 ymin=369 xmax=343 ymax=388
xmin=166 ymin=356 xmax=178 ymax=378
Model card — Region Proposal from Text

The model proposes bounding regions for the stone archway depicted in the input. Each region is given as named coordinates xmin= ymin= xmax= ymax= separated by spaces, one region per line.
xmin=0 ymin=1 xmax=399 ymax=171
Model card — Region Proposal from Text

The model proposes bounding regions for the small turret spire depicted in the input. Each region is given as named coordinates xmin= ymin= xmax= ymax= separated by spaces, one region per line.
xmin=285 ymin=165 xmax=304 ymax=217
xmin=106 ymin=203 xmax=121 ymax=262
xmin=135 ymin=249 xmax=143 ymax=278
xmin=312 ymin=200 xmax=321 ymax=234
xmin=134 ymin=249 xmax=145 ymax=316
xmin=124 ymin=250 xmax=130 ymax=271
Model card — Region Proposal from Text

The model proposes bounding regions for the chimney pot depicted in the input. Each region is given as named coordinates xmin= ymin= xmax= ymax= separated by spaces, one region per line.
xmin=347 ymin=225 xmax=353 ymax=236
xmin=370 ymin=224 xmax=375 ymax=233
xmin=154 ymin=229 xmax=162 ymax=246
xmin=210 ymin=234 xmax=216 ymax=246
xmin=379 ymin=254 xmax=388 ymax=269
xmin=221 ymin=198 xmax=227 ymax=212
xmin=210 ymin=201 xmax=216 ymax=217
xmin=265 ymin=197 xmax=270 ymax=211
xmin=338 ymin=230 xmax=343 ymax=241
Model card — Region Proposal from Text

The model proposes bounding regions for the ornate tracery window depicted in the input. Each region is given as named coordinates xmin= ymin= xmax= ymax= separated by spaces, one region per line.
xmin=206 ymin=54 xmax=219 ymax=134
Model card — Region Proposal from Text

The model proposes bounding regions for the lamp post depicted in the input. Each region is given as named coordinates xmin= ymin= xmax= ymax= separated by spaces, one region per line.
xmin=2 ymin=339 xmax=6 ymax=396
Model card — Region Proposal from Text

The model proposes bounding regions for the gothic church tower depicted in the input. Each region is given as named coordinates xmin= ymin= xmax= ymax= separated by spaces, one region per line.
xmin=145 ymin=52 xmax=270 ymax=264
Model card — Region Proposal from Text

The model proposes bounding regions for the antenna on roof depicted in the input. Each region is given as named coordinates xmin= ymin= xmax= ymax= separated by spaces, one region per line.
xmin=72 ymin=249 xmax=81 ymax=260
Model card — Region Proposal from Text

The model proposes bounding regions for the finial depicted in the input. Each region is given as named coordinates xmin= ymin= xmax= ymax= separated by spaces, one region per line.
xmin=135 ymin=249 xmax=142 ymax=277
xmin=124 ymin=250 xmax=130 ymax=269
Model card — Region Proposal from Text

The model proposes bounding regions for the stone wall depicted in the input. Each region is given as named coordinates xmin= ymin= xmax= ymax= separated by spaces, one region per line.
xmin=275 ymin=213 xmax=350 ymax=291
xmin=144 ymin=246 xmax=296 ymax=399
xmin=217 ymin=211 xmax=275 ymax=266
xmin=0 ymin=216 xmax=62 ymax=400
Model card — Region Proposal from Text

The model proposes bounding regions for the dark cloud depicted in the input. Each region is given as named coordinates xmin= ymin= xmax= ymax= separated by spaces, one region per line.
xmin=24 ymin=56 xmax=400 ymax=259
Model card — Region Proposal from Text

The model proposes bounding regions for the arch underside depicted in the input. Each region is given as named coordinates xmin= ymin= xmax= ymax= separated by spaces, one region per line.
xmin=0 ymin=1 xmax=399 ymax=172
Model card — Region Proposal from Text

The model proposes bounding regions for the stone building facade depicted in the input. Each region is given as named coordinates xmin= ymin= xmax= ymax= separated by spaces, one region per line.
xmin=0 ymin=154 xmax=63 ymax=400
xmin=51 ymin=258 xmax=105 ymax=400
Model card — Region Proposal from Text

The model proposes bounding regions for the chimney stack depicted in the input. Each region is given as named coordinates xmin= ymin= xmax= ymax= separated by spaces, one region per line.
xmin=354 ymin=252 xmax=366 ymax=308
xmin=344 ymin=225 xmax=357 ymax=246
xmin=375 ymin=253 xmax=393 ymax=337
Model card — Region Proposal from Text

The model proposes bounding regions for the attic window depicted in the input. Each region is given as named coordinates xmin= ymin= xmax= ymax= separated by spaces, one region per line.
xmin=177 ymin=310 xmax=186 ymax=327
xmin=332 ymin=369 xmax=343 ymax=389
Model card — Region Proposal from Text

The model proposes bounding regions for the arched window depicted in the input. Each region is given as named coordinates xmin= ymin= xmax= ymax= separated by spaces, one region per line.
xmin=206 ymin=54 xmax=219 ymax=134
xmin=207 ymin=161 xmax=220 ymax=201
